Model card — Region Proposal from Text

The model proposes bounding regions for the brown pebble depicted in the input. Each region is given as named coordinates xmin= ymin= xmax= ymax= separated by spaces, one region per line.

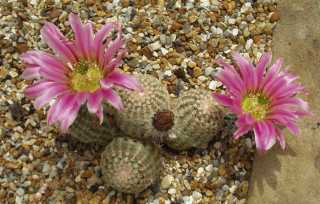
xmin=270 ymin=10 xmax=281 ymax=23
xmin=17 ymin=43 xmax=29 ymax=53
xmin=49 ymin=8 xmax=61 ymax=19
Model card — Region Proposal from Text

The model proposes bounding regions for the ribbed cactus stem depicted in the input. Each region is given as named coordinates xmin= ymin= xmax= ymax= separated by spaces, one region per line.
xmin=101 ymin=137 xmax=161 ymax=194
xmin=69 ymin=106 xmax=120 ymax=145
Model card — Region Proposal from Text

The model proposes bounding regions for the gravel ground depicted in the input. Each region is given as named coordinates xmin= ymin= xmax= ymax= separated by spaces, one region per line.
xmin=0 ymin=0 xmax=279 ymax=203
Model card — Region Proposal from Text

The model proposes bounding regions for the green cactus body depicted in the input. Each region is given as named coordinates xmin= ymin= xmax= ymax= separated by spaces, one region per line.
xmin=69 ymin=106 xmax=120 ymax=145
xmin=166 ymin=89 xmax=224 ymax=150
xmin=114 ymin=74 xmax=171 ymax=141
xmin=101 ymin=137 xmax=161 ymax=194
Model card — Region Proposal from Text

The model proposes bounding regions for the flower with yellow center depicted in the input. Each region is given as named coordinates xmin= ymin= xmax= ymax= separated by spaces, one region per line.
xmin=213 ymin=52 xmax=310 ymax=151
xmin=21 ymin=13 xmax=142 ymax=132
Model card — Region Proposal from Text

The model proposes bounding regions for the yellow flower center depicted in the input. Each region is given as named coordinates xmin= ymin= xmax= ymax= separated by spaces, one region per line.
xmin=242 ymin=93 xmax=270 ymax=121
xmin=70 ymin=61 xmax=104 ymax=93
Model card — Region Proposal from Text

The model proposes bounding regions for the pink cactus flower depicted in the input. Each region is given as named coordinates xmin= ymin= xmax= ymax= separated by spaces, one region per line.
xmin=213 ymin=53 xmax=311 ymax=151
xmin=22 ymin=13 xmax=142 ymax=132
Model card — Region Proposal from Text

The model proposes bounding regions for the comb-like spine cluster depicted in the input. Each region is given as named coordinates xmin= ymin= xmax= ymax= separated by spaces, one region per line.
xmin=69 ymin=106 xmax=120 ymax=145
xmin=166 ymin=89 xmax=225 ymax=150
xmin=101 ymin=137 xmax=161 ymax=194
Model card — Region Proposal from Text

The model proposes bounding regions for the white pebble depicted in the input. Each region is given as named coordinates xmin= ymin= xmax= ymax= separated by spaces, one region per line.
xmin=164 ymin=70 xmax=173 ymax=77
xmin=230 ymin=185 xmax=238 ymax=194
xmin=232 ymin=28 xmax=239 ymax=36
xmin=168 ymin=188 xmax=176 ymax=195
xmin=205 ymin=164 xmax=214 ymax=172
xmin=228 ymin=18 xmax=236 ymax=25
xmin=149 ymin=41 xmax=162 ymax=51
xmin=197 ymin=167 xmax=205 ymax=177
xmin=198 ymin=76 xmax=207 ymax=82
xmin=192 ymin=191 xmax=203 ymax=201
xmin=209 ymin=80 xmax=222 ymax=90
xmin=182 ymin=196 xmax=193 ymax=204
xmin=161 ymin=175 xmax=174 ymax=189
xmin=245 ymin=39 xmax=253 ymax=50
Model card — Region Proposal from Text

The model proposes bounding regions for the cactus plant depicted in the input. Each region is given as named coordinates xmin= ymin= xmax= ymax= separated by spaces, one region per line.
xmin=114 ymin=74 xmax=173 ymax=142
xmin=101 ymin=137 xmax=161 ymax=194
xmin=166 ymin=88 xmax=224 ymax=150
xmin=69 ymin=106 xmax=120 ymax=145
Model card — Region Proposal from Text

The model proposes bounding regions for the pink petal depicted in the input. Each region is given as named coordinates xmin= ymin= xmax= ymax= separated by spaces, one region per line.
xmin=263 ymin=76 xmax=287 ymax=97
xmin=25 ymin=81 xmax=58 ymax=98
xmin=60 ymin=103 xmax=81 ymax=133
xmin=34 ymin=85 xmax=70 ymax=109
xmin=103 ymin=28 xmax=125 ymax=67
xmin=41 ymin=23 xmax=76 ymax=63
xmin=87 ymin=91 xmax=103 ymax=113
xmin=104 ymin=49 xmax=126 ymax=72
xmin=101 ymin=89 xmax=124 ymax=111
xmin=260 ymin=58 xmax=283 ymax=89
xmin=215 ymin=70 xmax=243 ymax=96
xmin=232 ymin=53 xmax=255 ymax=90
xmin=39 ymin=67 xmax=68 ymax=82
xmin=264 ymin=122 xmax=277 ymax=150
xmin=69 ymin=13 xmax=87 ymax=58
xmin=93 ymin=23 xmax=115 ymax=65
xmin=22 ymin=51 xmax=67 ymax=73
xmin=256 ymin=53 xmax=272 ymax=83
xmin=100 ymin=78 xmax=114 ymax=89
xmin=212 ymin=93 xmax=233 ymax=107
xmin=96 ymin=105 xmax=104 ymax=124
xmin=253 ymin=122 xmax=276 ymax=151
xmin=236 ymin=114 xmax=255 ymax=127
xmin=22 ymin=66 xmax=41 ymax=80
xmin=106 ymin=71 xmax=142 ymax=91
xmin=275 ymin=127 xmax=286 ymax=149
xmin=82 ymin=23 xmax=94 ymax=59
xmin=286 ymin=121 xmax=300 ymax=136
xmin=47 ymin=94 xmax=76 ymax=125
xmin=253 ymin=123 xmax=267 ymax=151
xmin=233 ymin=125 xmax=252 ymax=139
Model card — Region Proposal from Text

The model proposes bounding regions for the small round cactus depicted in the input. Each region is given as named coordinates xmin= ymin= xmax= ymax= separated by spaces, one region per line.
xmin=166 ymin=88 xmax=224 ymax=150
xmin=101 ymin=137 xmax=161 ymax=194
xmin=114 ymin=74 xmax=172 ymax=142
xmin=69 ymin=106 xmax=120 ymax=145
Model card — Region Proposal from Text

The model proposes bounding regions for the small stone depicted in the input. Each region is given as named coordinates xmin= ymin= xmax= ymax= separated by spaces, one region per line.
xmin=182 ymin=196 xmax=193 ymax=204
xmin=189 ymin=15 xmax=198 ymax=23
xmin=230 ymin=185 xmax=237 ymax=194
xmin=232 ymin=28 xmax=239 ymax=36
xmin=164 ymin=70 xmax=173 ymax=77
xmin=149 ymin=41 xmax=162 ymax=51
xmin=168 ymin=188 xmax=176 ymax=195
xmin=205 ymin=164 xmax=214 ymax=172
xmin=193 ymin=67 xmax=203 ymax=78
xmin=209 ymin=80 xmax=222 ymax=90
xmin=245 ymin=39 xmax=253 ymax=50
xmin=205 ymin=67 xmax=214 ymax=76
xmin=188 ymin=61 xmax=197 ymax=68
xmin=192 ymin=191 xmax=202 ymax=201
xmin=270 ymin=10 xmax=280 ymax=23
xmin=198 ymin=76 xmax=207 ymax=82
xmin=197 ymin=167 xmax=205 ymax=177
xmin=161 ymin=175 xmax=174 ymax=189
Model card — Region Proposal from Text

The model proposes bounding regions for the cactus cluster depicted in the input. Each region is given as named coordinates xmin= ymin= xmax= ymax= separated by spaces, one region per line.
xmin=69 ymin=74 xmax=225 ymax=194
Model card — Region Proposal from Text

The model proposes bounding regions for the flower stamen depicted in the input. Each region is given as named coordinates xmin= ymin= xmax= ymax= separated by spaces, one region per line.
xmin=70 ymin=61 xmax=104 ymax=93
xmin=242 ymin=93 xmax=270 ymax=121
